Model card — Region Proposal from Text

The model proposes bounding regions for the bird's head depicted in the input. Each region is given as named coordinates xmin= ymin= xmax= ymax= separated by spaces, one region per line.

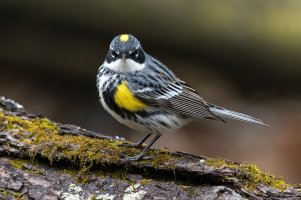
xmin=105 ymin=34 xmax=145 ymax=65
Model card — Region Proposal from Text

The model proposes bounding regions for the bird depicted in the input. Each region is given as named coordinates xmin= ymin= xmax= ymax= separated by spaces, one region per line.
xmin=96 ymin=34 xmax=267 ymax=161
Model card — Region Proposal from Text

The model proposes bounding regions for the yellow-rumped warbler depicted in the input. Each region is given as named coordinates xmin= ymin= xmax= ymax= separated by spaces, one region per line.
xmin=97 ymin=34 xmax=267 ymax=161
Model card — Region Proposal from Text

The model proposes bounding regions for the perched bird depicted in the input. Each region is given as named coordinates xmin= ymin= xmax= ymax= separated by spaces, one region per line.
xmin=97 ymin=34 xmax=267 ymax=161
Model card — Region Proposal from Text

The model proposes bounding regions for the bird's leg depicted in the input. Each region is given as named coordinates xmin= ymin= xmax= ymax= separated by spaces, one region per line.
xmin=133 ymin=133 xmax=152 ymax=148
xmin=119 ymin=133 xmax=152 ymax=148
xmin=122 ymin=133 xmax=162 ymax=161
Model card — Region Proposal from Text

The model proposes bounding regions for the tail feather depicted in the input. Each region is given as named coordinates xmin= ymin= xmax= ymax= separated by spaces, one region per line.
xmin=208 ymin=104 xmax=269 ymax=127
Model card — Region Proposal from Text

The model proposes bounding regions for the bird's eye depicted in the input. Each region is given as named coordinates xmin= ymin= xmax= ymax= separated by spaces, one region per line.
xmin=130 ymin=49 xmax=138 ymax=57
xmin=111 ymin=50 xmax=118 ymax=58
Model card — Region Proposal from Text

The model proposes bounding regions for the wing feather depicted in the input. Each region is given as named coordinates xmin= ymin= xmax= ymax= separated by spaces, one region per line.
xmin=129 ymin=56 xmax=222 ymax=120
xmin=134 ymin=78 xmax=221 ymax=120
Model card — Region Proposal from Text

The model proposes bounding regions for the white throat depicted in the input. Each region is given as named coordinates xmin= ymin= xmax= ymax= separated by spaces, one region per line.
xmin=104 ymin=59 xmax=145 ymax=73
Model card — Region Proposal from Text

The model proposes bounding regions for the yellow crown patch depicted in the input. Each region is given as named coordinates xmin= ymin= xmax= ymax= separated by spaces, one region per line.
xmin=119 ymin=34 xmax=129 ymax=43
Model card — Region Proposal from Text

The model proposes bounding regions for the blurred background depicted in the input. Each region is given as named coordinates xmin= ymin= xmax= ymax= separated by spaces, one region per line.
xmin=1 ymin=0 xmax=301 ymax=184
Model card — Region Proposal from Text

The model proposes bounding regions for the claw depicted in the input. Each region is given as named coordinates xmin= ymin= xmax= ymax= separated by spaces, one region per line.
xmin=121 ymin=154 xmax=143 ymax=162
xmin=120 ymin=151 xmax=154 ymax=162
xmin=120 ymin=133 xmax=162 ymax=162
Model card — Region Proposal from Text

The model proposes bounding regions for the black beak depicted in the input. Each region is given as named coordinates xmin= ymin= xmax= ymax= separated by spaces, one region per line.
xmin=121 ymin=53 xmax=128 ymax=59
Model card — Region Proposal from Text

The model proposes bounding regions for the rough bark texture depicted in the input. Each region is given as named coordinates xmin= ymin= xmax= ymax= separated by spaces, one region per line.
xmin=0 ymin=96 xmax=300 ymax=200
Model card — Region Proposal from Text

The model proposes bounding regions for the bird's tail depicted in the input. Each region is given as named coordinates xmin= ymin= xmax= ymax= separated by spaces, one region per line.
xmin=208 ymin=104 xmax=268 ymax=127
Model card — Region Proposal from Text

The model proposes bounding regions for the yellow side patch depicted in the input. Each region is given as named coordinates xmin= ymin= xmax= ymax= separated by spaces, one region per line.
xmin=114 ymin=81 xmax=147 ymax=112
xmin=119 ymin=34 xmax=129 ymax=43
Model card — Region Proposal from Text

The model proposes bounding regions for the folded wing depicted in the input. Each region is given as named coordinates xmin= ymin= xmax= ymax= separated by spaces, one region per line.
xmin=134 ymin=78 xmax=222 ymax=121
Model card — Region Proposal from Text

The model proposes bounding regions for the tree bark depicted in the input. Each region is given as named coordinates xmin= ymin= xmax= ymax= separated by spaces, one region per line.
xmin=0 ymin=96 xmax=300 ymax=200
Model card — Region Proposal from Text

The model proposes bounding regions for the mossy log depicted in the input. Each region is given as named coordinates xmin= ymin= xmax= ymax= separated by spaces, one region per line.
xmin=0 ymin=96 xmax=300 ymax=200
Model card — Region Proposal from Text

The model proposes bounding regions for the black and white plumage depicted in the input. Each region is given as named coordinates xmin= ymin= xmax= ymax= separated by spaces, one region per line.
xmin=97 ymin=34 xmax=267 ymax=161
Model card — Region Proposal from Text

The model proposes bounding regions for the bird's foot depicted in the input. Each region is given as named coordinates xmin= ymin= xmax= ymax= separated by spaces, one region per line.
xmin=121 ymin=155 xmax=142 ymax=162
xmin=120 ymin=153 xmax=152 ymax=162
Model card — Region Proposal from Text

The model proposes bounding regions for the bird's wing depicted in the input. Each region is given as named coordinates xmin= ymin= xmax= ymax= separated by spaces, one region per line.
xmin=127 ymin=56 xmax=221 ymax=120
xmin=133 ymin=78 xmax=221 ymax=121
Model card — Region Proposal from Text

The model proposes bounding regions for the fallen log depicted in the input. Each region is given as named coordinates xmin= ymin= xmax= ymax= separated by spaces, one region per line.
xmin=0 ymin=96 xmax=300 ymax=200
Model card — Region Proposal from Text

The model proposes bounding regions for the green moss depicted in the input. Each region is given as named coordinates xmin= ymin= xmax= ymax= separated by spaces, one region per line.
xmin=63 ymin=168 xmax=90 ymax=183
xmin=151 ymin=150 xmax=173 ymax=168
xmin=1 ymin=111 xmax=298 ymax=193
xmin=206 ymin=158 xmax=240 ymax=169
xmin=0 ymin=111 xmax=178 ymax=184
xmin=1 ymin=112 xmax=135 ymax=166
xmin=88 ymin=194 xmax=96 ymax=200
xmin=10 ymin=158 xmax=44 ymax=175
xmin=206 ymin=158 xmax=290 ymax=191
xmin=13 ymin=192 xmax=23 ymax=200
xmin=102 ymin=170 xmax=131 ymax=182
xmin=0 ymin=190 xmax=9 ymax=196
xmin=64 ymin=167 xmax=133 ymax=184
xmin=10 ymin=158 xmax=27 ymax=170
xmin=179 ymin=185 xmax=191 ymax=191
xmin=63 ymin=168 xmax=78 ymax=176
xmin=295 ymin=183 xmax=301 ymax=192
xmin=140 ymin=179 xmax=151 ymax=185
xmin=1 ymin=114 xmax=58 ymax=143
xmin=0 ymin=189 xmax=25 ymax=200
xmin=0 ymin=111 xmax=176 ymax=169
